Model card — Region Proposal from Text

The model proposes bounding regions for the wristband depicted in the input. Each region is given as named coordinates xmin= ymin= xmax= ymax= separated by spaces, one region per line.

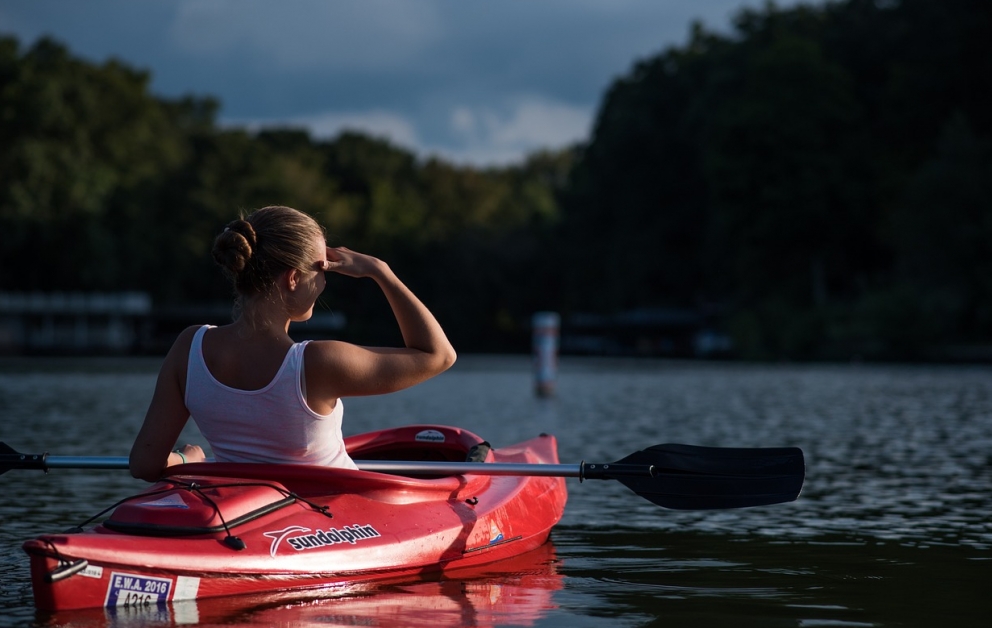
xmin=174 ymin=449 xmax=187 ymax=464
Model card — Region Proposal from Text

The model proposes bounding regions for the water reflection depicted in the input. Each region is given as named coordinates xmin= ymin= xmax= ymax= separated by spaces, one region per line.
xmin=2 ymin=357 xmax=991 ymax=626
xmin=554 ymin=528 xmax=991 ymax=627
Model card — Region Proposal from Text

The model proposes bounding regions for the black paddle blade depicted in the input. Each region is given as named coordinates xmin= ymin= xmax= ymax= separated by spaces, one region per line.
xmin=0 ymin=441 xmax=24 ymax=476
xmin=0 ymin=441 xmax=51 ymax=476
xmin=612 ymin=444 xmax=805 ymax=510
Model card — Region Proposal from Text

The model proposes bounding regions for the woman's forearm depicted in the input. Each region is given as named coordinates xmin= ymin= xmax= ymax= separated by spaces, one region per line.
xmin=372 ymin=263 xmax=456 ymax=367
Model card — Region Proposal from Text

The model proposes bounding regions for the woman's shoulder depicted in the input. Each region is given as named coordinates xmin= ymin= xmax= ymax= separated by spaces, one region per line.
xmin=163 ymin=325 xmax=212 ymax=359
xmin=301 ymin=338 xmax=350 ymax=364
xmin=155 ymin=325 xmax=206 ymax=388
xmin=301 ymin=339 xmax=370 ymax=384
xmin=176 ymin=324 xmax=210 ymax=345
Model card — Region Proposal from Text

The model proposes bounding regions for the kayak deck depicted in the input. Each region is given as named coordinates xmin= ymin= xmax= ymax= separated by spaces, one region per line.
xmin=23 ymin=425 xmax=567 ymax=611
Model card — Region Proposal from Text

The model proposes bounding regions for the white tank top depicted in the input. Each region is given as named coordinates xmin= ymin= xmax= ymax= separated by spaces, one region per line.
xmin=185 ymin=325 xmax=357 ymax=469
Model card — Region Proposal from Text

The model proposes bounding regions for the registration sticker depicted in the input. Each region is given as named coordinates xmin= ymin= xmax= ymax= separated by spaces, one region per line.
xmin=105 ymin=572 xmax=172 ymax=607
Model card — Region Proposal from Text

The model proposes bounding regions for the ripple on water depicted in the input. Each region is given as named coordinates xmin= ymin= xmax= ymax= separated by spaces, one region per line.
xmin=2 ymin=357 xmax=991 ymax=626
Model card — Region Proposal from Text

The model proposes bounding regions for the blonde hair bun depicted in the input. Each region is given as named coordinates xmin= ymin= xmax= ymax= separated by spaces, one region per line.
xmin=212 ymin=219 xmax=257 ymax=275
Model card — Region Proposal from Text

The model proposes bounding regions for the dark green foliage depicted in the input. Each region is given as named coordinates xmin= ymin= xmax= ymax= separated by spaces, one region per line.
xmin=0 ymin=35 xmax=569 ymax=351
xmin=2 ymin=0 xmax=990 ymax=359
xmin=558 ymin=0 xmax=992 ymax=360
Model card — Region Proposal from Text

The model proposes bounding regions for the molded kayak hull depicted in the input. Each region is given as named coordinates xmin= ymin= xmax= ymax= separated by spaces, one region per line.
xmin=23 ymin=425 xmax=567 ymax=611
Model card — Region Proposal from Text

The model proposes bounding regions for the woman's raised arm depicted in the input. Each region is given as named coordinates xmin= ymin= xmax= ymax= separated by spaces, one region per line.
xmin=305 ymin=247 xmax=456 ymax=401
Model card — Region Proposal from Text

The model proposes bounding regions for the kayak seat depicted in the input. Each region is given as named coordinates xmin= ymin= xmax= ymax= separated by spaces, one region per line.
xmin=344 ymin=424 xmax=495 ymax=466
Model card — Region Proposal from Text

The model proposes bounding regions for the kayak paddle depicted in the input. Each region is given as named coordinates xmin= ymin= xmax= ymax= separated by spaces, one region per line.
xmin=0 ymin=440 xmax=804 ymax=510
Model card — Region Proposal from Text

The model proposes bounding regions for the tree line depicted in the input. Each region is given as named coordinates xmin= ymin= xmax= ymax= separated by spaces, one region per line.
xmin=560 ymin=0 xmax=992 ymax=360
xmin=2 ymin=0 xmax=990 ymax=360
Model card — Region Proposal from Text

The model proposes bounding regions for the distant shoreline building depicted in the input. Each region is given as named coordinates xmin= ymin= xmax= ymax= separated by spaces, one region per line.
xmin=561 ymin=307 xmax=734 ymax=359
xmin=0 ymin=292 xmax=152 ymax=355
xmin=0 ymin=292 xmax=345 ymax=356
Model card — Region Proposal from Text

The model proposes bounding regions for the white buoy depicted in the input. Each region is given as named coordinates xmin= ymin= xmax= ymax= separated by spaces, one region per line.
xmin=532 ymin=312 xmax=560 ymax=397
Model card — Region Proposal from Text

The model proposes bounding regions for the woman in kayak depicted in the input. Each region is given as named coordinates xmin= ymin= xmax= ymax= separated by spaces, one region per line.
xmin=129 ymin=205 xmax=457 ymax=481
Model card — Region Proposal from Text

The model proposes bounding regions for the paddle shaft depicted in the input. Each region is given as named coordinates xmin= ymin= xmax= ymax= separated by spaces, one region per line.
xmin=1 ymin=441 xmax=805 ymax=509
xmin=4 ymin=453 xmax=652 ymax=479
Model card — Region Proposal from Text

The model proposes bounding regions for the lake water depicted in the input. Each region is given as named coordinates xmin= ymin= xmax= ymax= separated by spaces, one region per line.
xmin=1 ymin=356 xmax=990 ymax=627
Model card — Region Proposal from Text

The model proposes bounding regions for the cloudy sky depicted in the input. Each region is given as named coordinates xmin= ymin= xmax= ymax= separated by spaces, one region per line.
xmin=1 ymin=0 xmax=803 ymax=166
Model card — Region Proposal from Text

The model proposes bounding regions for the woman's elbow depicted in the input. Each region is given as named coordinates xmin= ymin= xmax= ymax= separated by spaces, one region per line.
xmin=439 ymin=346 xmax=457 ymax=372
xmin=421 ymin=346 xmax=456 ymax=380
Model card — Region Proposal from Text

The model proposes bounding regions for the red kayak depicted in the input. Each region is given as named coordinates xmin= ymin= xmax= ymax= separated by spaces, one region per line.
xmin=40 ymin=542 xmax=564 ymax=627
xmin=22 ymin=425 xmax=567 ymax=611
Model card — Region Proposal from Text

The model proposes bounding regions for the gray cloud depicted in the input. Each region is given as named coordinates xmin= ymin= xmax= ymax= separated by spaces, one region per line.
xmin=1 ymin=0 xmax=802 ymax=165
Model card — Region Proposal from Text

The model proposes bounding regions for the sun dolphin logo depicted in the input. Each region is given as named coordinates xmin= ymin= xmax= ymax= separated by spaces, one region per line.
xmin=286 ymin=524 xmax=381 ymax=551
xmin=415 ymin=429 xmax=446 ymax=443
xmin=263 ymin=525 xmax=311 ymax=557
xmin=263 ymin=524 xmax=383 ymax=556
